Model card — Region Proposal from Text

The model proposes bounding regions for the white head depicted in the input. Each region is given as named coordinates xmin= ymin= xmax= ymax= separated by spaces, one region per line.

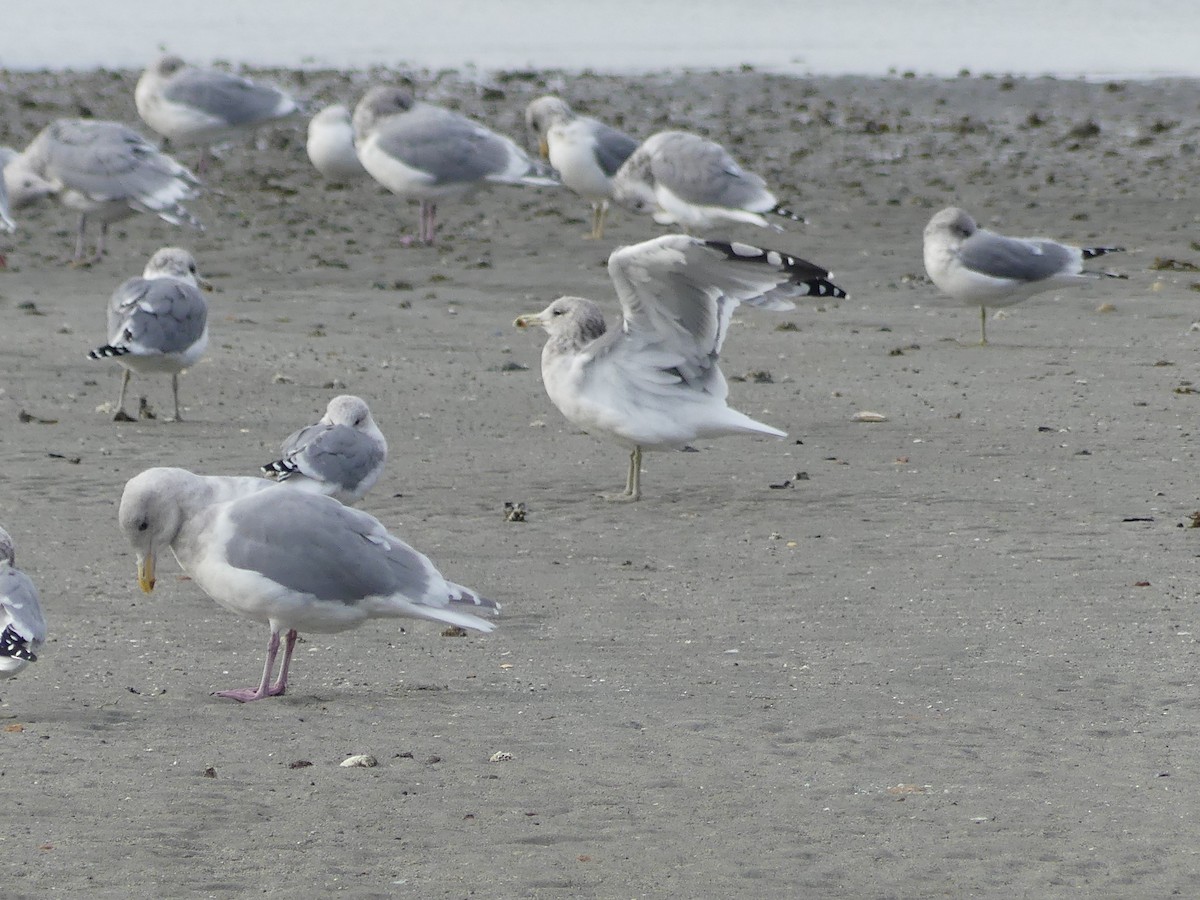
xmin=924 ymin=207 xmax=977 ymax=244
xmin=118 ymin=467 xmax=197 ymax=594
xmin=322 ymin=395 xmax=376 ymax=432
xmin=143 ymin=246 xmax=210 ymax=289
xmin=1 ymin=149 xmax=55 ymax=209
xmin=148 ymin=54 xmax=188 ymax=79
xmin=311 ymin=104 xmax=352 ymax=129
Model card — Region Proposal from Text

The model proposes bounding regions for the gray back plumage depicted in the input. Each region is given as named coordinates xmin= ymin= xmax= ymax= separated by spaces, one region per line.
xmin=222 ymin=492 xmax=433 ymax=604
xmin=371 ymin=104 xmax=524 ymax=184
xmin=646 ymin=132 xmax=771 ymax=209
xmin=108 ymin=276 xmax=207 ymax=352
xmin=164 ymin=68 xmax=294 ymax=127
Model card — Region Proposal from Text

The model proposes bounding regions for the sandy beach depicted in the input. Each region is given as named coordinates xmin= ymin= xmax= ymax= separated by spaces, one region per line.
xmin=1 ymin=66 xmax=1199 ymax=897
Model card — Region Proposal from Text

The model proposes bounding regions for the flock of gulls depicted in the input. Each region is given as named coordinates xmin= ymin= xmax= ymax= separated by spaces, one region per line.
xmin=0 ymin=55 xmax=1128 ymax=701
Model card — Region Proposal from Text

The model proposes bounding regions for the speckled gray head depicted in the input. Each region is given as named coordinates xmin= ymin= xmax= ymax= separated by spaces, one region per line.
xmin=0 ymin=526 xmax=14 ymax=565
xmin=142 ymin=246 xmax=209 ymax=289
xmin=524 ymin=96 xmax=574 ymax=136
xmin=924 ymin=206 xmax=977 ymax=241
xmin=352 ymin=86 xmax=417 ymax=138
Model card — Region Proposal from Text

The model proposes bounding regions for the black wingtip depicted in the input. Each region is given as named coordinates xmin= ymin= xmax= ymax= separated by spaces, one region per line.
xmin=1082 ymin=246 xmax=1124 ymax=260
xmin=708 ymin=240 xmax=843 ymax=291
xmin=770 ymin=204 xmax=808 ymax=225
xmin=87 ymin=345 xmax=129 ymax=360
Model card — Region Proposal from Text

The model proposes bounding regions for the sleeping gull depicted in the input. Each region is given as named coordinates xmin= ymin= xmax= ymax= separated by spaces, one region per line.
xmin=611 ymin=130 xmax=805 ymax=234
xmin=524 ymin=95 xmax=638 ymax=239
xmin=306 ymin=104 xmax=367 ymax=181
xmin=0 ymin=154 xmax=15 ymax=233
xmin=0 ymin=526 xmax=47 ymax=685
xmin=923 ymin=206 xmax=1126 ymax=344
xmin=262 ymin=395 xmax=388 ymax=504
xmin=136 ymin=54 xmax=300 ymax=174
xmin=87 ymin=247 xmax=210 ymax=422
xmin=514 ymin=234 xmax=847 ymax=501
xmin=118 ymin=467 xmax=499 ymax=702
xmin=14 ymin=119 xmax=201 ymax=263
xmin=353 ymin=85 xmax=557 ymax=246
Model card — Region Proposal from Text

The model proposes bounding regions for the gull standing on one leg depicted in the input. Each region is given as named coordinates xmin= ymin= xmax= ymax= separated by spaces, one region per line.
xmin=353 ymin=86 xmax=557 ymax=246
xmin=136 ymin=54 xmax=300 ymax=174
xmin=524 ymin=96 xmax=637 ymax=240
xmin=515 ymin=234 xmax=847 ymax=501
xmin=922 ymin=206 xmax=1126 ymax=345
xmin=87 ymin=247 xmax=211 ymax=422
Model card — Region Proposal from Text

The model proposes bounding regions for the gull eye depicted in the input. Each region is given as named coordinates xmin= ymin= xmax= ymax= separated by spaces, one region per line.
xmin=138 ymin=520 xmax=149 ymax=532
xmin=551 ymin=307 xmax=564 ymax=317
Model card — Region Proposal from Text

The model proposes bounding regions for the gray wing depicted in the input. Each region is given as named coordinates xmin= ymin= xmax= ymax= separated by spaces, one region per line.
xmin=588 ymin=120 xmax=639 ymax=178
xmin=285 ymin=425 xmax=385 ymax=493
xmin=165 ymin=68 xmax=294 ymax=126
xmin=222 ymin=491 xmax=447 ymax=606
xmin=650 ymin=133 xmax=771 ymax=209
xmin=958 ymin=230 xmax=1077 ymax=282
xmin=109 ymin=277 xmax=207 ymax=353
xmin=0 ymin=565 xmax=47 ymax=646
xmin=603 ymin=235 xmax=843 ymax=388
xmin=372 ymin=106 xmax=525 ymax=184
xmin=28 ymin=120 xmax=199 ymax=217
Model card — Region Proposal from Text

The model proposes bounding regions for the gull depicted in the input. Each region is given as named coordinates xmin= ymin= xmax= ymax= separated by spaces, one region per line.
xmin=515 ymin=234 xmax=847 ymax=501
xmin=118 ymin=467 xmax=499 ymax=702
xmin=524 ymin=95 xmax=638 ymax=239
xmin=136 ymin=54 xmax=300 ymax=174
xmin=923 ymin=206 xmax=1127 ymax=344
xmin=0 ymin=526 xmax=47 ymax=684
xmin=14 ymin=119 xmax=201 ymax=263
xmin=87 ymin=247 xmax=210 ymax=422
xmin=306 ymin=104 xmax=367 ymax=181
xmin=262 ymin=395 xmax=388 ymax=505
xmin=353 ymin=85 xmax=557 ymax=246
xmin=611 ymin=130 xmax=805 ymax=234
xmin=0 ymin=154 xmax=15 ymax=233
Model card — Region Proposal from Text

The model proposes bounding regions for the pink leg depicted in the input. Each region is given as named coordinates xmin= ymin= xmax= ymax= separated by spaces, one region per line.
xmin=268 ymin=629 xmax=299 ymax=696
xmin=420 ymin=201 xmax=438 ymax=245
xmin=216 ymin=628 xmax=283 ymax=702
xmin=196 ymin=147 xmax=211 ymax=177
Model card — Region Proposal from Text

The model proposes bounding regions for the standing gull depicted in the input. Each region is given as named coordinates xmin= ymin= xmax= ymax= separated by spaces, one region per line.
xmin=14 ymin=119 xmax=201 ymax=263
xmin=515 ymin=234 xmax=847 ymax=501
xmin=262 ymin=395 xmax=388 ymax=505
xmin=136 ymin=54 xmax=300 ymax=174
xmin=0 ymin=527 xmax=47 ymax=684
xmin=87 ymin=247 xmax=210 ymax=422
xmin=612 ymin=130 xmax=805 ymax=234
xmin=353 ymin=85 xmax=557 ymax=245
xmin=923 ymin=206 xmax=1126 ymax=344
xmin=118 ymin=467 xmax=499 ymax=702
xmin=306 ymin=104 xmax=367 ymax=181
xmin=524 ymin=96 xmax=638 ymax=239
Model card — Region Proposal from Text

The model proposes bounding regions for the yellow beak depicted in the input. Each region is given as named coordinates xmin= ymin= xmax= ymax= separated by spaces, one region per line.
xmin=513 ymin=313 xmax=541 ymax=329
xmin=538 ymin=138 xmax=550 ymax=159
xmin=137 ymin=552 xmax=156 ymax=593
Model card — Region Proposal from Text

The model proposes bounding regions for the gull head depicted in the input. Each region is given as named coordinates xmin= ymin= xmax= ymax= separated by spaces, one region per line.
xmin=515 ymin=296 xmax=608 ymax=344
xmin=119 ymin=468 xmax=195 ymax=594
xmin=353 ymin=86 xmax=416 ymax=140
xmin=149 ymin=54 xmax=187 ymax=79
xmin=321 ymin=395 xmax=377 ymax=432
xmin=924 ymin=207 xmax=977 ymax=245
xmin=524 ymin=96 xmax=574 ymax=157
xmin=0 ymin=526 xmax=14 ymax=566
xmin=143 ymin=246 xmax=211 ymax=290
xmin=1 ymin=149 xmax=55 ymax=209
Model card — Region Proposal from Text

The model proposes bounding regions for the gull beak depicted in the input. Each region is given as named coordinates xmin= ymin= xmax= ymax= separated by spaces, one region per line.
xmin=197 ymin=275 xmax=214 ymax=292
xmin=137 ymin=551 xmax=156 ymax=593
xmin=538 ymin=138 xmax=550 ymax=159
xmin=513 ymin=312 xmax=543 ymax=330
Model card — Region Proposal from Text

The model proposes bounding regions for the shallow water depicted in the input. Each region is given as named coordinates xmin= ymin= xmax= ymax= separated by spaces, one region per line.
xmin=2 ymin=0 xmax=1197 ymax=79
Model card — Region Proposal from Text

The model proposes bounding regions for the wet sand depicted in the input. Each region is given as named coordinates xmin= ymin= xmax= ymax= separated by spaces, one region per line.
xmin=1 ymin=67 xmax=1199 ymax=897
